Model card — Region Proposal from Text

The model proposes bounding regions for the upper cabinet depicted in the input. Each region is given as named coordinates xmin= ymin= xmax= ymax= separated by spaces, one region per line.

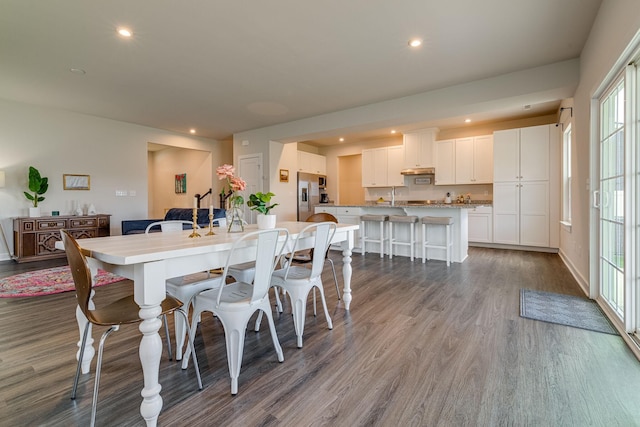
xmin=454 ymin=135 xmax=493 ymax=184
xmin=434 ymin=139 xmax=456 ymax=185
xmin=435 ymin=135 xmax=493 ymax=185
xmin=493 ymin=125 xmax=549 ymax=182
xmin=362 ymin=146 xmax=405 ymax=187
xmin=297 ymin=151 xmax=327 ymax=175
xmin=403 ymin=128 xmax=438 ymax=169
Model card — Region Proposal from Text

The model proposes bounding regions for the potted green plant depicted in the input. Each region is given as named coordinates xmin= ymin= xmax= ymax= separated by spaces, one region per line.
xmin=23 ymin=166 xmax=48 ymax=217
xmin=247 ymin=192 xmax=278 ymax=229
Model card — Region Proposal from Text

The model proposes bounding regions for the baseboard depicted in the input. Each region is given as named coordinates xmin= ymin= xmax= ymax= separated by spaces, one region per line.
xmin=469 ymin=242 xmax=559 ymax=253
xmin=558 ymin=249 xmax=589 ymax=296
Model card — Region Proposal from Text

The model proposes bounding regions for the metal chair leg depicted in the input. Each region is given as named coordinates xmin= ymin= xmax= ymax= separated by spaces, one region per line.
xmin=326 ymin=258 xmax=340 ymax=300
xmin=175 ymin=309 xmax=203 ymax=390
xmin=71 ymin=322 xmax=91 ymax=400
xmin=91 ymin=325 xmax=119 ymax=427
xmin=163 ymin=314 xmax=173 ymax=361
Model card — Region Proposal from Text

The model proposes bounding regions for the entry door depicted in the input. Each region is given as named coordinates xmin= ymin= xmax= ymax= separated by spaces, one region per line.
xmin=597 ymin=77 xmax=626 ymax=320
xmin=238 ymin=153 xmax=263 ymax=224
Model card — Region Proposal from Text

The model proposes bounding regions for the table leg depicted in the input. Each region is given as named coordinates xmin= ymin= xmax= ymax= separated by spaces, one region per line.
xmin=138 ymin=304 xmax=163 ymax=427
xmin=135 ymin=262 xmax=166 ymax=427
xmin=341 ymin=236 xmax=354 ymax=311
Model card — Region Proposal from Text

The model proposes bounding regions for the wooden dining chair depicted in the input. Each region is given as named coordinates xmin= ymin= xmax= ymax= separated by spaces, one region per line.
xmin=61 ymin=230 xmax=202 ymax=427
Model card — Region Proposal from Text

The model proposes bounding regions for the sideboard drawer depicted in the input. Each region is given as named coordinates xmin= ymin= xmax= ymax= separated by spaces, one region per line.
xmin=37 ymin=219 xmax=67 ymax=230
xmin=69 ymin=218 xmax=98 ymax=228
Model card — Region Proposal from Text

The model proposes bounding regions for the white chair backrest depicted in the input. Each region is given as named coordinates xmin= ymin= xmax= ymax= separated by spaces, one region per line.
xmin=285 ymin=222 xmax=336 ymax=280
xmin=217 ymin=228 xmax=289 ymax=306
xmin=145 ymin=220 xmax=198 ymax=234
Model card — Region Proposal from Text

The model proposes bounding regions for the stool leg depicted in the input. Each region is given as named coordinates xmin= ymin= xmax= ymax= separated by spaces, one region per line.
xmin=360 ymin=220 xmax=366 ymax=256
xmin=446 ymin=224 xmax=451 ymax=267
xmin=422 ymin=223 xmax=426 ymax=263
xmin=409 ymin=222 xmax=414 ymax=261
xmin=388 ymin=222 xmax=393 ymax=259
xmin=379 ymin=220 xmax=384 ymax=258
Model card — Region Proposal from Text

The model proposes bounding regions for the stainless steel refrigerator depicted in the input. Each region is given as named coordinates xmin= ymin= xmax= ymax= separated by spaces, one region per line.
xmin=297 ymin=172 xmax=326 ymax=221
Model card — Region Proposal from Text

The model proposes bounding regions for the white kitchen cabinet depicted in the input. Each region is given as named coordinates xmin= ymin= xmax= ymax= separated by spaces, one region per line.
xmin=493 ymin=126 xmax=549 ymax=183
xmin=455 ymin=135 xmax=493 ymax=184
xmin=493 ymin=181 xmax=549 ymax=246
xmin=362 ymin=146 xmax=405 ymax=187
xmin=403 ymin=128 xmax=437 ymax=169
xmin=492 ymin=124 xmax=557 ymax=248
xmin=434 ymin=139 xmax=455 ymax=185
xmin=335 ymin=207 xmax=362 ymax=252
xmin=468 ymin=206 xmax=493 ymax=243
xmin=314 ymin=206 xmax=337 ymax=215
xmin=387 ymin=145 xmax=405 ymax=187
xmin=297 ymin=151 xmax=327 ymax=175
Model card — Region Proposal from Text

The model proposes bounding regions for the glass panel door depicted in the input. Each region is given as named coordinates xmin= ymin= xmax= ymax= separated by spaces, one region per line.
xmin=599 ymin=78 xmax=626 ymax=319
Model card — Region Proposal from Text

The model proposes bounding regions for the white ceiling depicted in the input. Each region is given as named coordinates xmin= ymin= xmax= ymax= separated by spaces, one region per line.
xmin=0 ymin=1 xmax=601 ymax=145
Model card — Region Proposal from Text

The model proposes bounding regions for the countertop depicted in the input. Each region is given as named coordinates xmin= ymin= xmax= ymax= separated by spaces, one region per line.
xmin=319 ymin=200 xmax=492 ymax=209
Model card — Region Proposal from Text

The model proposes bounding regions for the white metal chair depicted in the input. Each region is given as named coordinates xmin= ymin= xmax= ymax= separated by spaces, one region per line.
xmin=269 ymin=222 xmax=336 ymax=348
xmin=182 ymin=228 xmax=289 ymax=395
xmin=61 ymin=230 xmax=202 ymax=427
xmin=146 ymin=220 xmax=223 ymax=360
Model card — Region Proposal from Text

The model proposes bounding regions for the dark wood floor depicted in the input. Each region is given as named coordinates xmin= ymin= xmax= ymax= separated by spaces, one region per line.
xmin=2 ymin=248 xmax=640 ymax=426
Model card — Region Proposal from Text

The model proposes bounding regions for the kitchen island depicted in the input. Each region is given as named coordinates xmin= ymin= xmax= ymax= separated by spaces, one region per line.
xmin=316 ymin=201 xmax=492 ymax=263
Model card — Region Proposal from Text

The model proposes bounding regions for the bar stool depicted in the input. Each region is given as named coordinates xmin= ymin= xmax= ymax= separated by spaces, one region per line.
xmin=388 ymin=215 xmax=419 ymax=261
xmin=421 ymin=216 xmax=454 ymax=266
xmin=360 ymin=214 xmax=389 ymax=258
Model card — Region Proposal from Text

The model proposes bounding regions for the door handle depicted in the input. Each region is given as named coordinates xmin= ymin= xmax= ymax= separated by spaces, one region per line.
xmin=593 ymin=190 xmax=600 ymax=208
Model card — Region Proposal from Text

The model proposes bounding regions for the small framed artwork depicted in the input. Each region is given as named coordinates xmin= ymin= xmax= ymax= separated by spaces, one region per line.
xmin=279 ymin=169 xmax=289 ymax=182
xmin=63 ymin=174 xmax=90 ymax=190
xmin=175 ymin=173 xmax=187 ymax=193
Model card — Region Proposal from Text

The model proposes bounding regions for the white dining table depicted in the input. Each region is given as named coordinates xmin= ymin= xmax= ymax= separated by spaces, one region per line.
xmin=55 ymin=221 xmax=358 ymax=426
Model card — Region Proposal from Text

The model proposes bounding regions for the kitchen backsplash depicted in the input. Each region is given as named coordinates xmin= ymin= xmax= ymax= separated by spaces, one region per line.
xmin=364 ymin=182 xmax=492 ymax=203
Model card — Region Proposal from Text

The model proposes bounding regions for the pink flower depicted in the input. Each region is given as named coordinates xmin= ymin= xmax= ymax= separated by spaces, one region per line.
xmin=216 ymin=164 xmax=235 ymax=180
xmin=231 ymin=176 xmax=247 ymax=191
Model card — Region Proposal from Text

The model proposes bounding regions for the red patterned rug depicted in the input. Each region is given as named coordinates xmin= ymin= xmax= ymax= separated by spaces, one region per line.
xmin=0 ymin=266 xmax=126 ymax=298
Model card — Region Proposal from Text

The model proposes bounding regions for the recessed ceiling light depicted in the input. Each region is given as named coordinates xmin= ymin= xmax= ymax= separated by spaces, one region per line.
xmin=465 ymin=118 xmax=471 ymax=123
xmin=69 ymin=68 xmax=86 ymax=75
xmin=408 ymin=38 xmax=422 ymax=48
xmin=339 ymin=137 xmax=345 ymax=142
xmin=390 ymin=130 xmax=397 ymax=134
xmin=117 ymin=27 xmax=133 ymax=38
xmin=190 ymin=129 xmax=196 ymax=134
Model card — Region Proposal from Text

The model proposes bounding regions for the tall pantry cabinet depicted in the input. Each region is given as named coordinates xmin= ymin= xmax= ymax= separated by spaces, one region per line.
xmin=492 ymin=124 xmax=560 ymax=248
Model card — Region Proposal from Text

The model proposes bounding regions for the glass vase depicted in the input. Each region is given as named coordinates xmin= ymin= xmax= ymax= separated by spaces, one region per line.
xmin=227 ymin=205 xmax=244 ymax=233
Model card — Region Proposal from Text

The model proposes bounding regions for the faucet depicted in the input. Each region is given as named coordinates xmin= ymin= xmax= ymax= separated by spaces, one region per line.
xmin=391 ymin=187 xmax=395 ymax=206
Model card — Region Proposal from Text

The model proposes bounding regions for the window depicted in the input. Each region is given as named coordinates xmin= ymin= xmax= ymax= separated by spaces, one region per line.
xmin=562 ymin=124 xmax=572 ymax=225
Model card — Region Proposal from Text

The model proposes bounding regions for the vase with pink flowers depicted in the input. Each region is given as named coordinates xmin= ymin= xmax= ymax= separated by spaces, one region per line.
xmin=216 ymin=164 xmax=247 ymax=232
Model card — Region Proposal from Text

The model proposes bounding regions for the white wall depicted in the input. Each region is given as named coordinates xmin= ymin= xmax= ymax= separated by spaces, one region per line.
xmin=234 ymin=60 xmax=579 ymax=222
xmin=148 ymin=146 xmax=213 ymax=218
xmin=0 ymin=98 xmax=230 ymax=260
xmin=563 ymin=0 xmax=640 ymax=291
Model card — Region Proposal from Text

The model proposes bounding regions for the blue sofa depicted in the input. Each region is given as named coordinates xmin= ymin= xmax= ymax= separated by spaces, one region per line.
xmin=121 ymin=208 xmax=226 ymax=235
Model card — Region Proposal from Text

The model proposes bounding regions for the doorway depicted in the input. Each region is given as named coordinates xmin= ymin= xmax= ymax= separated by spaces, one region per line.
xmin=338 ymin=154 xmax=365 ymax=205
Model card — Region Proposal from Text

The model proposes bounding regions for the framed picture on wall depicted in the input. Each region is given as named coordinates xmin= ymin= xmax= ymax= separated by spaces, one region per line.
xmin=279 ymin=169 xmax=289 ymax=182
xmin=175 ymin=173 xmax=186 ymax=193
xmin=63 ymin=174 xmax=90 ymax=190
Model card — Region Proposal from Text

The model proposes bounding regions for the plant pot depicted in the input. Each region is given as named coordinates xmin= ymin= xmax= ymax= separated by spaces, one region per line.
xmin=257 ymin=214 xmax=276 ymax=229
xmin=29 ymin=206 xmax=41 ymax=217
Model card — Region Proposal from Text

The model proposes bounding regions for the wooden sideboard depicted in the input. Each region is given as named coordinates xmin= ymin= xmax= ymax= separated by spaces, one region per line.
xmin=13 ymin=214 xmax=111 ymax=263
